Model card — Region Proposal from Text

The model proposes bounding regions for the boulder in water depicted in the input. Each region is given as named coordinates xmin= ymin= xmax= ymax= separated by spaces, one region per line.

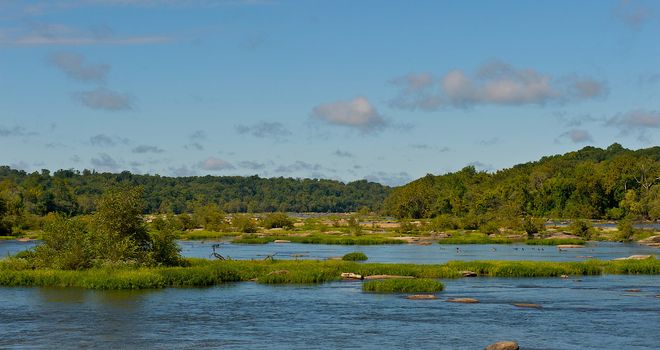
xmin=485 ymin=341 xmax=519 ymax=350
xmin=446 ymin=297 xmax=479 ymax=303
xmin=406 ymin=294 xmax=437 ymax=300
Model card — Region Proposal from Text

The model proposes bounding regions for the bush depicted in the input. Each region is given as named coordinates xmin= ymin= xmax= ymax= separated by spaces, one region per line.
xmin=262 ymin=213 xmax=294 ymax=229
xmin=398 ymin=219 xmax=415 ymax=234
xmin=342 ymin=252 xmax=368 ymax=261
xmin=520 ymin=217 xmax=545 ymax=236
xmin=616 ymin=219 xmax=635 ymax=241
xmin=232 ymin=215 xmax=258 ymax=233
xmin=569 ymin=219 xmax=594 ymax=240
xmin=479 ymin=221 xmax=500 ymax=235
xmin=429 ymin=214 xmax=459 ymax=231
xmin=362 ymin=278 xmax=444 ymax=293
xmin=33 ymin=215 xmax=96 ymax=270
xmin=193 ymin=204 xmax=226 ymax=232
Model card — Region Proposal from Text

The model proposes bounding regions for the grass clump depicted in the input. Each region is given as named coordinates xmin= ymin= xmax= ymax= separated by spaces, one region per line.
xmin=233 ymin=234 xmax=404 ymax=245
xmin=362 ymin=278 xmax=443 ymax=293
xmin=342 ymin=252 xmax=368 ymax=261
xmin=525 ymin=238 xmax=585 ymax=246
xmin=438 ymin=232 xmax=514 ymax=244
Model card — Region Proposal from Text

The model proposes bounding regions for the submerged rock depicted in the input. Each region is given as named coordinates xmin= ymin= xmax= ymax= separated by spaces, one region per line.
xmin=485 ymin=341 xmax=519 ymax=350
xmin=624 ymin=289 xmax=641 ymax=293
xmin=340 ymin=272 xmax=363 ymax=280
xmin=406 ymin=294 xmax=438 ymax=300
xmin=613 ymin=255 xmax=653 ymax=261
xmin=513 ymin=303 xmax=542 ymax=309
xmin=273 ymin=239 xmax=291 ymax=243
xmin=446 ymin=297 xmax=479 ymax=303
xmin=557 ymin=244 xmax=585 ymax=249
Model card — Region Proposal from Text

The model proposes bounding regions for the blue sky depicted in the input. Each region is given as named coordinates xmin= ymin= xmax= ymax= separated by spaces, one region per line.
xmin=1 ymin=0 xmax=659 ymax=186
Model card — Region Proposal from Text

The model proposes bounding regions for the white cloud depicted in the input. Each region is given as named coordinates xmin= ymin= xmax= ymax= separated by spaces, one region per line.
xmin=0 ymin=22 xmax=170 ymax=46
xmin=73 ymin=87 xmax=134 ymax=111
xmin=389 ymin=61 xmax=608 ymax=110
xmin=48 ymin=52 xmax=110 ymax=82
xmin=235 ymin=121 xmax=291 ymax=139
xmin=91 ymin=153 xmax=120 ymax=171
xmin=132 ymin=145 xmax=164 ymax=154
xmin=311 ymin=96 xmax=387 ymax=133
xmin=557 ymin=129 xmax=594 ymax=144
xmin=198 ymin=157 xmax=234 ymax=171
xmin=606 ymin=109 xmax=660 ymax=143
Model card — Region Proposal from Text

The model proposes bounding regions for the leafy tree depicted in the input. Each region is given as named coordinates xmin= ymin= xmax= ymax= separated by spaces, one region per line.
xmin=232 ymin=214 xmax=257 ymax=233
xmin=262 ymin=212 xmax=294 ymax=229
xmin=33 ymin=215 xmax=95 ymax=270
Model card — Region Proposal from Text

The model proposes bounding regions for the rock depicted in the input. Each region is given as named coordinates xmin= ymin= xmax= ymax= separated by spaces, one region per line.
xmin=340 ymin=272 xmax=363 ymax=280
xmin=273 ymin=239 xmax=291 ymax=243
xmin=267 ymin=270 xmax=289 ymax=276
xmin=327 ymin=256 xmax=343 ymax=260
xmin=417 ymin=242 xmax=433 ymax=246
xmin=485 ymin=341 xmax=519 ymax=350
xmin=364 ymin=275 xmax=415 ymax=280
xmin=560 ymin=274 xmax=569 ymax=279
xmin=446 ymin=298 xmax=479 ymax=303
xmin=613 ymin=255 xmax=653 ymax=261
xmin=406 ymin=294 xmax=438 ymax=300
xmin=513 ymin=303 xmax=542 ymax=309
xmin=460 ymin=270 xmax=478 ymax=277
xmin=638 ymin=235 xmax=660 ymax=244
xmin=624 ymin=289 xmax=641 ymax=293
xmin=557 ymin=244 xmax=585 ymax=249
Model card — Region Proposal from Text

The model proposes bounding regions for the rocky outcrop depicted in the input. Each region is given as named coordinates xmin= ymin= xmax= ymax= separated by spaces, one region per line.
xmin=613 ymin=255 xmax=653 ymax=261
xmin=485 ymin=341 xmax=519 ymax=350
xmin=460 ymin=271 xmax=478 ymax=277
xmin=446 ymin=297 xmax=479 ymax=303
xmin=340 ymin=272 xmax=363 ymax=280
xmin=512 ymin=303 xmax=541 ymax=309
xmin=273 ymin=239 xmax=291 ymax=243
xmin=406 ymin=294 xmax=438 ymax=300
xmin=557 ymin=244 xmax=585 ymax=249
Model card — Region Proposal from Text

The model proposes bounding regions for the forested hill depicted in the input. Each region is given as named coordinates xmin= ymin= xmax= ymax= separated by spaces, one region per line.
xmin=384 ymin=143 xmax=660 ymax=220
xmin=0 ymin=168 xmax=390 ymax=215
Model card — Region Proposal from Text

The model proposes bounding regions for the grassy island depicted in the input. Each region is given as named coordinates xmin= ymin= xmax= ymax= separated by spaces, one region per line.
xmin=1 ymin=257 xmax=658 ymax=290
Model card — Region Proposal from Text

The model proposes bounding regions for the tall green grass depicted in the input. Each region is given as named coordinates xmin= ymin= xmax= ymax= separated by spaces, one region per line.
xmin=233 ymin=234 xmax=404 ymax=245
xmin=362 ymin=278 xmax=443 ymax=293
xmin=525 ymin=238 xmax=585 ymax=246
xmin=1 ymin=257 xmax=657 ymax=289
xmin=437 ymin=233 xmax=514 ymax=244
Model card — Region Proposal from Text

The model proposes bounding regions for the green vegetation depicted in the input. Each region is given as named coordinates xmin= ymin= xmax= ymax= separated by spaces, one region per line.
xmin=233 ymin=234 xmax=405 ymax=245
xmin=438 ymin=233 xmax=514 ymax=244
xmin=362 ymin=278 xmax=443 ymax=293
xmin=262 ymin=212 xmax=295 ymax=229
xmin=524 ymin=238 xmax=586 ymax=245
xmin=1 ymin=258 xmax=658 ymax=289
xmin=342 ymin=252 xmax=368 ymax=261
xmin=384 ymin=144 xmax=660 ymax=222
xmin=25 ymin=187 xmax=182 ymax=270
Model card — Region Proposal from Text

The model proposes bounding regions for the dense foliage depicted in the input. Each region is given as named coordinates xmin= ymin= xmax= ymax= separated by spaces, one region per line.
xmin=29 ymin=187 xmax=181 ymax=269
xmin=385 ymin=144 xmax=660 ymax=220
xmin=0 ymin=169 xmax=388 ymax=234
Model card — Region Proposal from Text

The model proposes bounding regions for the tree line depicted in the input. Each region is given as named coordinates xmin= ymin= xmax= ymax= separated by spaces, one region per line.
xmin=0 ymin=169 xmax=389 ymax=234
xmin=384 ymin=143 xmax=660 ymax=221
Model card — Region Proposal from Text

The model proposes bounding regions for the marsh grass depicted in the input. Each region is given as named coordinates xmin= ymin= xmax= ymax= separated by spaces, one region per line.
xmin=1 ymin=257 xmax=657 ymax=289
xmin=178 ymin=230 xmax=240 ymax=240
xmin=362 ymin=278 xmax=443 ymax=293
xmin=525 ymin=238 xmax=586 ymax=246
xmin=342 ymin=252 xmax=368 ymax=261
xmin=438 ymin=233 xmax=515 ymax=244
xmin=233 ymin=234 xmax=404 ymax=245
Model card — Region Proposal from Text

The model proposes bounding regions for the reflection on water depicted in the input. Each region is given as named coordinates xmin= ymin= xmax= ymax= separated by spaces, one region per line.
xmin=1 ymin=275 xmax=659 ymax=349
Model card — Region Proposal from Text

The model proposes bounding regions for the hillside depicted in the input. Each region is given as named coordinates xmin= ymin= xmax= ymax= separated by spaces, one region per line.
xmin=384 ymin=143 xmax=660 ymax=220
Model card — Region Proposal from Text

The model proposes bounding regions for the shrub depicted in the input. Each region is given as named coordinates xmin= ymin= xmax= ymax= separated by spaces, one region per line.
xmin=479 ymin=221 xmax=500 ymax=235
xmin=362 ymin=278 xmax=444 ymax=293
xmin=262 ymin=213 xmax=294 ymax=229
xmin=429 ymin=214 xmax=459 ymax=231
xmin=569 ymin=219 xmax=594 ymax=240
xmin=232 ymin=215 xmax=258 ymax=233
xmin=193 ymin=204 xmax=226 ymax=232
xmin=398 ymin=219 xmax=416 ymax=234
xmin=616 ymin=219 xmax=635 ymax=241
xmin=342 ymin=252 xmax=368 ymax=261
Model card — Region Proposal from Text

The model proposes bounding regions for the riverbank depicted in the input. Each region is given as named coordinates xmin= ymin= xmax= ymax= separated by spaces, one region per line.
xmin=1 ymin=257 xmax=658 ymax=290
